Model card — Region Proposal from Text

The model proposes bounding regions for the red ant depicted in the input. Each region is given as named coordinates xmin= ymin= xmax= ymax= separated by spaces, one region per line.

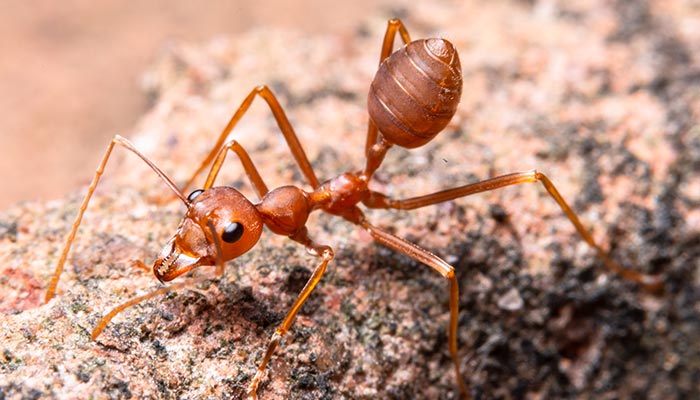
xmin=44 ymin=18 xmax=662 ymax=399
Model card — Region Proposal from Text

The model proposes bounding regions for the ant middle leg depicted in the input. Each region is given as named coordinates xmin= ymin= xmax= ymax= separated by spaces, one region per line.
xmin=182 ymin=85 xmax=320 ymax=194
xmin=246 ymin=228 xmax=334 ymax=399
xmin=363 ymin=170 xmax=663 ymax=292
xmin=377 ymin=18 xmax=412 ymax=65
xmin=365 ymin=18 xmax=412 ymax=156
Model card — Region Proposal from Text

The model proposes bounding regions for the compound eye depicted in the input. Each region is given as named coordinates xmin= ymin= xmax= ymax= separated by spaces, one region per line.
xmin=187 ymin=189 xmax=204 ymax=202
xmin=222 ymin=222 xmax=244 ymax=243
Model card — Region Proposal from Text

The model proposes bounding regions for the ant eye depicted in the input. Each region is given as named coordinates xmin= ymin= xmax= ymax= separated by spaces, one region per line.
xmin=222 ymin=222 xmax=244 ymax=243
xmin=187 ymin=189 xmax=204 ymax=202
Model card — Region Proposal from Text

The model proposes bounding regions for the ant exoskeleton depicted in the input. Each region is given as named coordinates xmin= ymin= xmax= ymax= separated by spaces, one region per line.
xmin=44 ymin=18 xmax=662 ymax=399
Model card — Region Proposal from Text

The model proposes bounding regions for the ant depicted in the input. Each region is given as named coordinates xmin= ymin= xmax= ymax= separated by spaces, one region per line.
xmin=44 ymin=18 xmax=662 ymax=399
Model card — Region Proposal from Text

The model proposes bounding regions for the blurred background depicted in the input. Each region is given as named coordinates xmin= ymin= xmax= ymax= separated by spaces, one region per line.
xmin=0 ymin=0 xmax=388 ymax=208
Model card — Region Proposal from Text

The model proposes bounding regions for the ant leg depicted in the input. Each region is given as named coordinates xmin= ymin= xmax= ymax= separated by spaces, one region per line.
xmin=45 ymin=135 xmax=189 ymax=302
xmin=202 ymin=139 xmax=269 ymax=198
xmin=377 ymin=18 xmax=412 ymax=65
xmin=92 ymin=219 xmax=227 ymax=340
xmin=363 ymin=170 xmax=663 ymax=292
xmin=182 ymin=85 xmax=319 ymax=194
xmin=354 ymin=216 xmax=471 ymax=399
xmin=365 ymin=18 xmax=412 ymax=156
xmin=246 ymin=228 xmax=334 ymax=399
xmin=91 ymin=272 xmax=220 ymax=339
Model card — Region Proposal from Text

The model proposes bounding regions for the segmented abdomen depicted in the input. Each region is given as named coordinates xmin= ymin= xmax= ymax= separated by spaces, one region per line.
xmin=368 ymin=38 xmax=463 ymax=149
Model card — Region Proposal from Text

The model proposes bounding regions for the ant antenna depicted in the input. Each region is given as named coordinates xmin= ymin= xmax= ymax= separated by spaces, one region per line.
xmin=44 ymin=135 xmax=191 ymax=302
xmin=112 ymin=136 xmax=191 ymax=206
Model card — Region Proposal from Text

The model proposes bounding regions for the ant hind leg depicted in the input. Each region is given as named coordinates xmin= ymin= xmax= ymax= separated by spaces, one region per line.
xmin=350 ymin=213 xmax=471 ymax=399
xmin=363 ymin=169 xmax=663 ymax=293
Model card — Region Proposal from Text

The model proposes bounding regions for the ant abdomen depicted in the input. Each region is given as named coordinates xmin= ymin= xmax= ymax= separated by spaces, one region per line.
xmin=368 ymin=38 xmax=463 ymax=149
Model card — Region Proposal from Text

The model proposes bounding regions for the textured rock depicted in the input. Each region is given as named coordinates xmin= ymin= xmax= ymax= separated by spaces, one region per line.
xmin=1 ymin=1 xmax=699 ymax=399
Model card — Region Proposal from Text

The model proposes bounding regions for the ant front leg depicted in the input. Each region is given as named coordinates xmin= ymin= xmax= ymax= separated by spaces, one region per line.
xmin=363 ymin=170 xmax=663 ymax=293
xmin=201 ymin=139 xmax=270 ymax=198
xmin=182 ymin=85 xmax=320 ymax=194
xmin=246 ymin=228 xmax=334 ymax=399
xmin=91 ymin=218 xmax=227 ymax=340
xmin=45 ymin=135 xmax=189 ymax=302
xmin=365 ymin=18 xmax=412 ymax=156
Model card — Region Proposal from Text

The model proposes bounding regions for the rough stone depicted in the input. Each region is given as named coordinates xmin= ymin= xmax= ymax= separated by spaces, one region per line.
xmin=1 ymin=1 xmax=699 ymax=399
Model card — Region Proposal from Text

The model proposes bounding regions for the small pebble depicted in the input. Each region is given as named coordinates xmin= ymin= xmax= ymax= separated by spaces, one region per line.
xmin=497 ymin=288 xmax=524 ymax=311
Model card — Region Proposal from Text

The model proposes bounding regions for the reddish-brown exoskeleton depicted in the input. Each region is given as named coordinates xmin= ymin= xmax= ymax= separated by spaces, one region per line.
xmin=44 ymin=19 xmax=662 ymax=399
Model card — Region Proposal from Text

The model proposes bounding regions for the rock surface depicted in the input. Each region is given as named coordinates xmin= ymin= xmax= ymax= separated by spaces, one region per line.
xmin=1 ymin=1 xmax=699 ymax=399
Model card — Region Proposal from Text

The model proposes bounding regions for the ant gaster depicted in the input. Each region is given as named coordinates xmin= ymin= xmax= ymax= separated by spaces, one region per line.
xmin=44 ymin=19 xmax=662 ymax=399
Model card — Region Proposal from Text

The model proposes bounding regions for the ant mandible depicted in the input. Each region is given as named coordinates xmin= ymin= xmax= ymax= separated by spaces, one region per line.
xmin=44 ymin=18 xmax=662 ymax=399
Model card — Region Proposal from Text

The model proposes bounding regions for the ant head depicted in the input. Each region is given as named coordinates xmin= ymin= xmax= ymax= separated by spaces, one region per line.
xmin=153 ymin=186 xmax=263 ymax=282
